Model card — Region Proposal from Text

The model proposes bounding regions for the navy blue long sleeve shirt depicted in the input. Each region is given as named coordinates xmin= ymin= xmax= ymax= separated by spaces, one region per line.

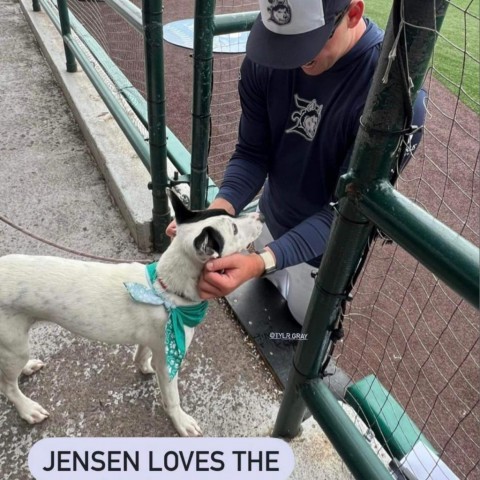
xmin=217 ymin=20 xmax=384 ymax=269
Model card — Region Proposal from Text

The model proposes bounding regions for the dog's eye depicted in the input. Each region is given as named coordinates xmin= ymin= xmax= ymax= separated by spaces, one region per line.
xmin=232 ymin=223 xmax=238 ymax=235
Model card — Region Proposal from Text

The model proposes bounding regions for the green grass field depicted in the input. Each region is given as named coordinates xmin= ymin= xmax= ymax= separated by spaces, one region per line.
xmin=366 ymin=0 xmax=479 ymax=113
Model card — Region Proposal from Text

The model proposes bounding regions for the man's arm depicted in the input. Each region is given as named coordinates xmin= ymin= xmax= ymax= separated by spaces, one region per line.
xmin=266 ymin=204 xmax=335 ymax=270
xmin=208 ymin=197 xmax=236 ymax=215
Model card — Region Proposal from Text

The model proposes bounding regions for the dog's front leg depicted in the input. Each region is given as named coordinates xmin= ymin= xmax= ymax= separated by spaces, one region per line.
xmin=150 ymin=349 xmax=202 ymax=437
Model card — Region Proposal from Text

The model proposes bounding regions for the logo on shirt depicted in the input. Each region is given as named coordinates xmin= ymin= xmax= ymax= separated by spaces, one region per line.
xmin=267 ymin=0 xmax=292 ymax=26
xmin=286 ymin=94 xmax=323 ymax=141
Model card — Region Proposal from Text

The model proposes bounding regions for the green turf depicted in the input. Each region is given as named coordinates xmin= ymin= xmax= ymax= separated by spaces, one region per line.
xmin=366 ymin=0 xmax=479 ymax=113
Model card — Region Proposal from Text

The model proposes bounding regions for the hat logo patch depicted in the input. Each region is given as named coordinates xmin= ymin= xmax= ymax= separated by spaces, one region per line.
xmin=286 ymin=94 xmax=323 ymax=141
xmin=267 ymin=0 xmax=292 ymax=26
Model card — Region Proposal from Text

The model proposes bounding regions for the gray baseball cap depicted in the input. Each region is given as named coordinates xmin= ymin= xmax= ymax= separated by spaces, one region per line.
xmin=246 ymin=0 xmax=352 ymax=69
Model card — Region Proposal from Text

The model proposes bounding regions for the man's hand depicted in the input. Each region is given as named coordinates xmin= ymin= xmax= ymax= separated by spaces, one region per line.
xmin=166 ymin=219 xmax=177 ymax=238
xmin=198 ymin=253 xmax=265 ymax=299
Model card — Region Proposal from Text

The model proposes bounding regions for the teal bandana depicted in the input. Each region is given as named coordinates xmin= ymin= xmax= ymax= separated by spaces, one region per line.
xmin=124 ymin=262 xmax=208 ymax=380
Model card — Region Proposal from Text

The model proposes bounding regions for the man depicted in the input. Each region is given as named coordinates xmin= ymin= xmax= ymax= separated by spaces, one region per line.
xmin=168 ymin=0 xmax=425 ymax=325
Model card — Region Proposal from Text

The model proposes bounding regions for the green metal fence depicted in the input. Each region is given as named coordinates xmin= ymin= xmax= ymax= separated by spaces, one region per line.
xmin=30 ymin=0 xmax=479 ymax=477
xmin=266 ymin=1 xmax=479 ymax=478
xmin=35 ymin=0 xmax=216 ymax=250
xmin=189 ymin=0 xmax=479 ymax=478
xmin=35 ymin=0 xmax=254 ymax=245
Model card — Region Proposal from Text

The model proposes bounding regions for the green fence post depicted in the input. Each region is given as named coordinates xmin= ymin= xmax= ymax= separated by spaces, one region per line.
xmin=302 ymin=379 xmax=393 ymax=479
xmin=272 ymin=201 xmax=374 ymax=439
xmin=213 ymin=11 xmax=258 ymax=35
xmin=56 ymin=0 xmax=77 ymax=73
xmin=190 ymin=0 xmax=216 ymax=210
xmin=142 ymin=0 xmax=170 ymax=252
xmin=32 ymin=0 xmax=41 ymax=12
xmin=273 ymin=0 xmax=450 ymax=457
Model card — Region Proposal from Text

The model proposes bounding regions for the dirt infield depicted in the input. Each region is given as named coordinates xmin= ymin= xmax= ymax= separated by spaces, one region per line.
xmin=68 ymin=0 xmax=479 ymax=477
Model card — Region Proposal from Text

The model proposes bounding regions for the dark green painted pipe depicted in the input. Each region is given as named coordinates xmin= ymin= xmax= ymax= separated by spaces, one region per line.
xmin=56 ymin=0 xmax=77 ymax=72
xmin=39 ymin=0 xmax=150 ymax=168
xmin=272 ymin=200 xmax=373 ymax=439
xmin=62 ymin=4 xmax=201 ymax=182
xmin=44 ymin=0 xmax=218 ymax=209
xmin=142 ymin=0 xmax=170 ymax=252
xmin=84 ymin=0 xmax=217 ymax=202
xmin=348 ymin=0 xmax=450 ymax=185
xmin=301 ymin=379 xmax=393 ymax=480
xmin=93 ymin=0 xmax=229 ymax=206
xmin=359 ymin=182 xmax=479 ymax=308
xmin=105 ymin=0 xmax=143 ymax=34
xmin=102 ymin=1 xmax=257 ymax=45
xmin=190 ymin=0 xmax=216 ymax=209
xmin=61 ymin=34 xmax=151 ymax=168
xmin=213 ymin=11 xmax=258 ymax=35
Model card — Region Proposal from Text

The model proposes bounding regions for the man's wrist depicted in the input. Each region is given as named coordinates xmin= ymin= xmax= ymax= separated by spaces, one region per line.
xmin=256 ymin=247 xmax=277 ymax=276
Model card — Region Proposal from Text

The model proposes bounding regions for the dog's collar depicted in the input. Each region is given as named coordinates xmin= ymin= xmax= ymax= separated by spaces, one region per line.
xmin=124 ymin=263 xmax=208 ymax=380
xmin=145 ymin=261 xmax=168 ymax=292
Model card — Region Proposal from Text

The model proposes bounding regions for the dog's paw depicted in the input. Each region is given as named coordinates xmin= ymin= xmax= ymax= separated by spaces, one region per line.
xmin=138 ymin=360 xmax=156 ymax=375
xmin=21 ymin=359 xmax=45 ymax=376
xmin=134 ymin=346 xmax=156 ymax=375
xmin=18 ymin=398 xmax=50 ymax=424
xmin=171 ymin=409 xmax=203 ymax=437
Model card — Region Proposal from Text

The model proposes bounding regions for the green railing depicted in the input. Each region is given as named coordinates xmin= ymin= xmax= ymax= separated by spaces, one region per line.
xmin=190 ymin=3 xmax=257 ymax=208
xmin=189 ymin=1 xmax=479 ymax=477
xmin=31 ymin=0 xmax=479 ymax=477
xmin=33 ymin=0 xmax=226 ymax=249
xmin=190 ymin=0 xmax=478 ymax=477
xmin=36 ymin=0 xmax=255 ymax=243
xmin=270 ymin=0 xmax=479 ymax=478
xmin=36 ymin=0 xmax=169 ymax=249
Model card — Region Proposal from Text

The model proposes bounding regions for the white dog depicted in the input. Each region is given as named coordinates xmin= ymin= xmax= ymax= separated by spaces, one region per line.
xmin=0 ymin=189 xmax=264 ymax=436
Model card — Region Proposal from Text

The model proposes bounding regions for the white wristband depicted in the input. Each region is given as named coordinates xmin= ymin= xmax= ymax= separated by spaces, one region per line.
xmin=257 ymin=248 xmax=277 ymax=276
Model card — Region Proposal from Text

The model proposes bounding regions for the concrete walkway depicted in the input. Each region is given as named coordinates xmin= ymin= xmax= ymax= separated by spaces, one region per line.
xmin=0 ymin=1 xmax=357 ymax=478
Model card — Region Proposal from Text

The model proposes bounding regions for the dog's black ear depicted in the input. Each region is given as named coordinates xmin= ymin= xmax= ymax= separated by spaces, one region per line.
xmin=167 ymin=188 xmax=195 ymax=225
xmin=193 ymin=226 xmax=224 ymax=260
xmin=167 ymin=187 xmax=235 ymax=224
